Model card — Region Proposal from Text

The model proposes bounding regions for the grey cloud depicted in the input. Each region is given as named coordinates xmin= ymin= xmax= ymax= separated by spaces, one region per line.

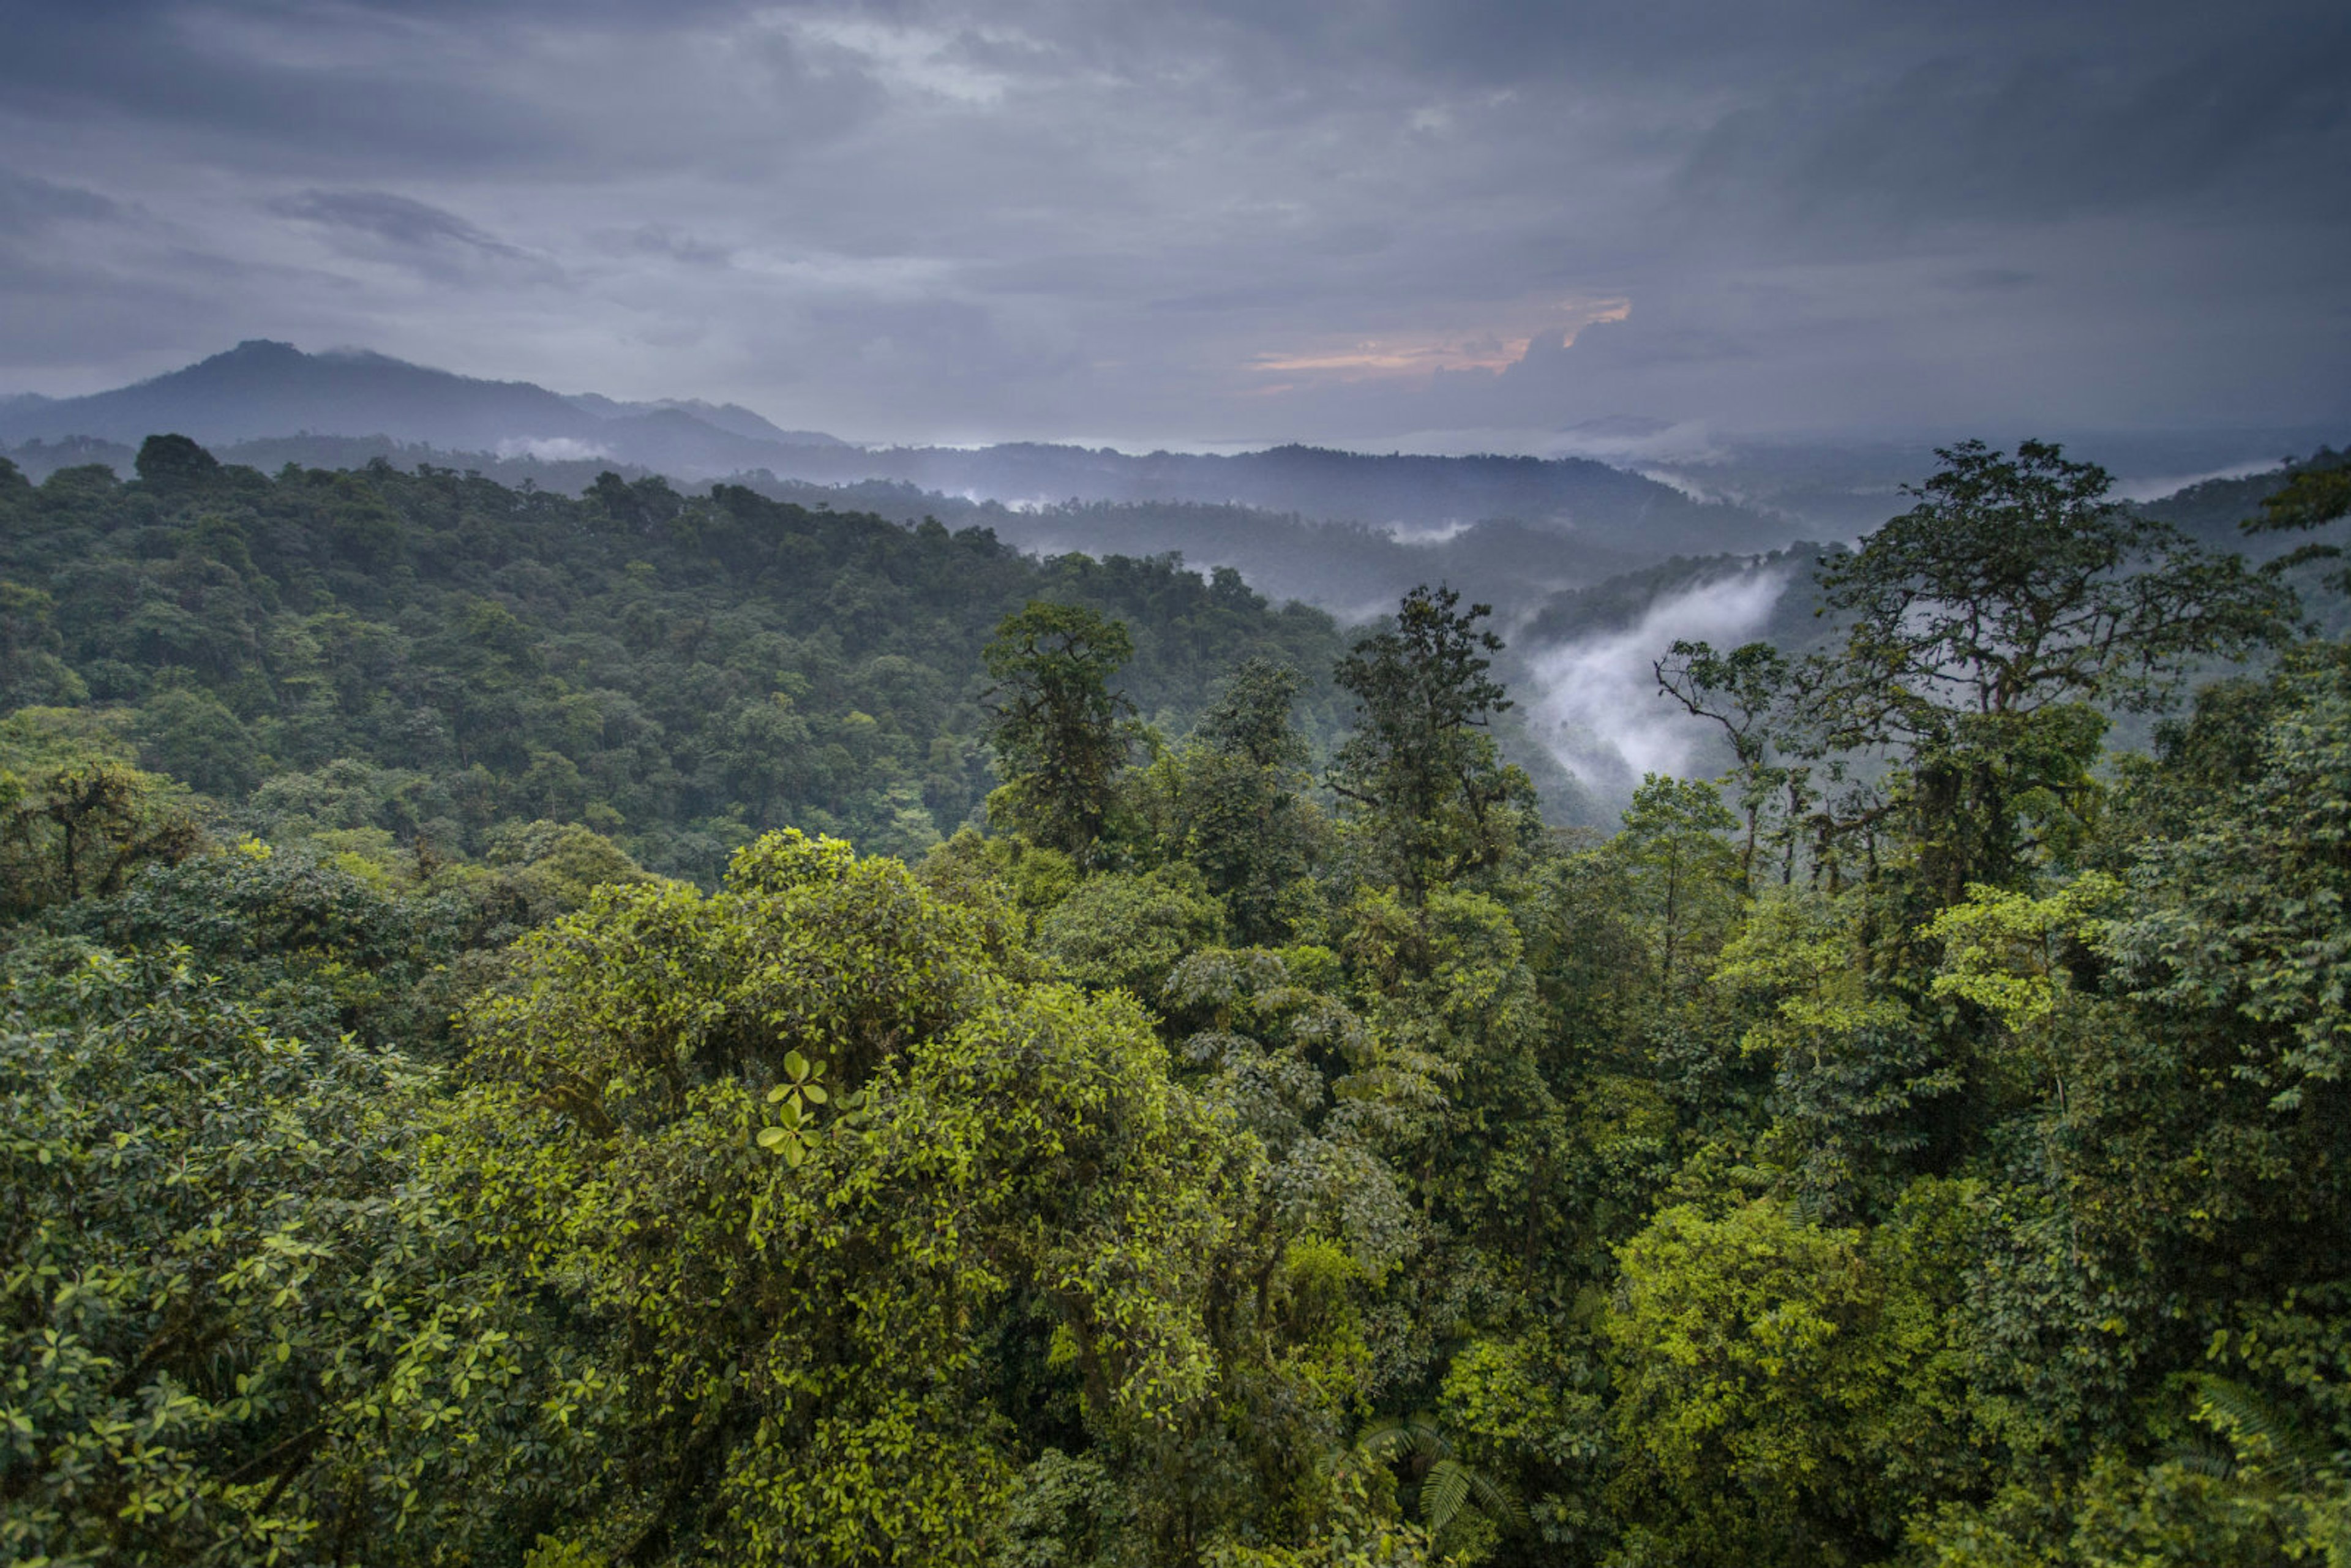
xmin=0 ymin=9 xmax=570 ymax=172
xmin=0 ymin=0 xmax=2343 ymax=442
xmin=264 ymin=188 xmax=570 ymax=288
xmin=1678 ymin=39 xmax=2351 ymax=238
xmin=0 ymin=243 xmax=278 ymax=370
xmin=0 ymin=169 xmax=119 ymax=236
xmin=594 ymin=226 xmax=735 ymax=268
xmin=0 ymin=3 xmax=882 ymax=181
xmin=272 ymin=190 xmax=520 ymax=255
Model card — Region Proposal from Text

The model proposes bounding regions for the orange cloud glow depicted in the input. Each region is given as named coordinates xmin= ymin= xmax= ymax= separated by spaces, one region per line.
xmin=1251 ymin=336 xmax=1532 ymax=376
xmin=1247 ymin=298 xmax=1630 ymax=385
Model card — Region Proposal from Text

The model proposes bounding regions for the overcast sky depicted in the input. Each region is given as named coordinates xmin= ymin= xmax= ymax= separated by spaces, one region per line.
xmin=2 ymin=0 xmax=2345 ymax=450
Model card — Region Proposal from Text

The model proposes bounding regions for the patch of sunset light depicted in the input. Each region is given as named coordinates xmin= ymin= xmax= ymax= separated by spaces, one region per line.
xmin=1253 ymin=335 xmax=1531 ymax=377
xmin=1249 ymin=298 xmax=1631 ymax=384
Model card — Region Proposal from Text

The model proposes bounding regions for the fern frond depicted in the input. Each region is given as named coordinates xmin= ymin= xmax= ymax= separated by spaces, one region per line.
xmin=2165 ymin=1433 xmax=2237 ymax=1480
xmin=1421 ymin=1459 xmax=1472 ymax=1535
xmin=1356 ymin=1412 xmax=1441 ymax=1465
xmin=2188 ymin=1373 xmax=2331 ymax=1486
xmin=1466 ymin=1465 xmax=1528 ymax=1530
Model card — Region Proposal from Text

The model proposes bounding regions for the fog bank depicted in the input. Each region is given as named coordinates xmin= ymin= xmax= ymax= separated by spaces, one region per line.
xmin=1524 ymin=562 xmax=1793 ymax=807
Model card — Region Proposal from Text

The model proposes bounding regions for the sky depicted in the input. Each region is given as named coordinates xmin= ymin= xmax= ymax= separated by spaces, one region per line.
xmin=1 ymin=0 xmax=2347 ymax=451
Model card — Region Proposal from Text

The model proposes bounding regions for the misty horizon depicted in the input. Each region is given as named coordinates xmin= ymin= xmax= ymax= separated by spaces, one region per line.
xmin=4 ymin=338 xmax=2336 ymax=492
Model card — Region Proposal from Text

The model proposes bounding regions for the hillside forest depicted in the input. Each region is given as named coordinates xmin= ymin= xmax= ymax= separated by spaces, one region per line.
xmin=5 ymin=433 xmax=2351 ymax=1567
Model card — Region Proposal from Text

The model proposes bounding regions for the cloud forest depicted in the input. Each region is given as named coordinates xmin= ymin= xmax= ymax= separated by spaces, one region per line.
xmin=5 ymin=430 xmax=2351 ymax=1567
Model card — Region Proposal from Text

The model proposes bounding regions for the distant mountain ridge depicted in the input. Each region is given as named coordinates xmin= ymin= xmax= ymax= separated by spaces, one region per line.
xmin=0 ymin=341 xmax=1791 ymax=557
xmin=1 ymin=340 xmax=587 ymax=448
xmin=0 ymin=341 xmax=849 ymax=478
xmin=752 ymin=440 xmax=1772 ymax=552
xmin=561 ymin=391 xmax=842 ymax=448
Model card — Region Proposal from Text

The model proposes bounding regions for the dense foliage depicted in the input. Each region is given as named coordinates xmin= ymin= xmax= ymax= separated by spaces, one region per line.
xmin=0 ymin=435 xmax=1346 ymax=882
xmin=6 ymin=437 xmax=2351 ymax=1568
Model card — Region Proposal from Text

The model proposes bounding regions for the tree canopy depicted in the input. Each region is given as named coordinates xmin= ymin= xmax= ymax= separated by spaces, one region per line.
xmin=7 ymin=435 xmax=2351 ymax=1568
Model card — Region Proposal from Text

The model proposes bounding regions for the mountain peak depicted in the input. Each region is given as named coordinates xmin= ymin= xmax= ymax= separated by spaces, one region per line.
xmin=0 ymin=342 xmax=849 ymax=467
xmin=221 ymin=339 xmax=304 ymax=362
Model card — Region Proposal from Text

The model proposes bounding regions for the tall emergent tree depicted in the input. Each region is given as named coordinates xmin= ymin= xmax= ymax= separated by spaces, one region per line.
xmin=1662 ymin=439 xmax=2289 ymax=904
xmin=1163 ymin=656 xmax=1321 ymax=942
xmin=1652 ymin=637 xmax=1806 ymax=887
xmin=982 ymin=601 xmax=1138 ymax=861
xmin=1330 ymin=584 xmax=1528 ymax=903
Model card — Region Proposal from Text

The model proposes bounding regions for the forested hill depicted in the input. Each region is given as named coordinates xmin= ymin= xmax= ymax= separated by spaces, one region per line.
xmin=0 ymin=436 xmax=1346 ymax=880
xmin=743 ymin=440 xmax=1771 ymax=553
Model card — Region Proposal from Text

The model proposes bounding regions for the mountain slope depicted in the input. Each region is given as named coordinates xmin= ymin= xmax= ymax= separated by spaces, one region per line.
xmin=0 ymin=342 xmax=853 ymax=471
xmin=564 ymin=392 xmax=845 ymax=447
xmin=733 ymin=440 xmax=1782 ymax=555
xmin=0 ymin=340 xmax=600 ymax=448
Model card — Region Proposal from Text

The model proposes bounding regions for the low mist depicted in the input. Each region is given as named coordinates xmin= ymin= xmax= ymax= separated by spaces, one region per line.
xmin=1523 ymin=561 xmax=1793 ymax=809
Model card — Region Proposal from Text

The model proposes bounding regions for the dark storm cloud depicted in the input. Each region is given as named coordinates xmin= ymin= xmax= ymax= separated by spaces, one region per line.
xmin=0 ymin=169 xmax=119 ymax=236
xmin=1677 ymin=40 xmax=2351 ymax=232
xmin=272 ymin=190 xmax=520 ymax=256
xmin=0 ymin=0 xmax=884 ymax=181
xmin=267 ymin=188 xmax=568 ymax=288
xmin=0 ymin=0 xmax=2344 ymax=438
xmin=0 ymin=4 xmax=569 ymax=171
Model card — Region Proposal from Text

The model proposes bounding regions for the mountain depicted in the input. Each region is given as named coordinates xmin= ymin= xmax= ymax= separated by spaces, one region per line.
xmin=0 ymin=342 xmax=848 ymax=471
xmin=563 ymin=392 xmax=845 ymax=448
xmin=0 ymin=340 xmax=594 ymax=449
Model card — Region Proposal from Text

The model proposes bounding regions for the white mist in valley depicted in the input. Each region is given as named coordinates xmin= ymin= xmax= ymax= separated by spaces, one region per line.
xmin=1524 ymin=561 xmax=1791 ymax=809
